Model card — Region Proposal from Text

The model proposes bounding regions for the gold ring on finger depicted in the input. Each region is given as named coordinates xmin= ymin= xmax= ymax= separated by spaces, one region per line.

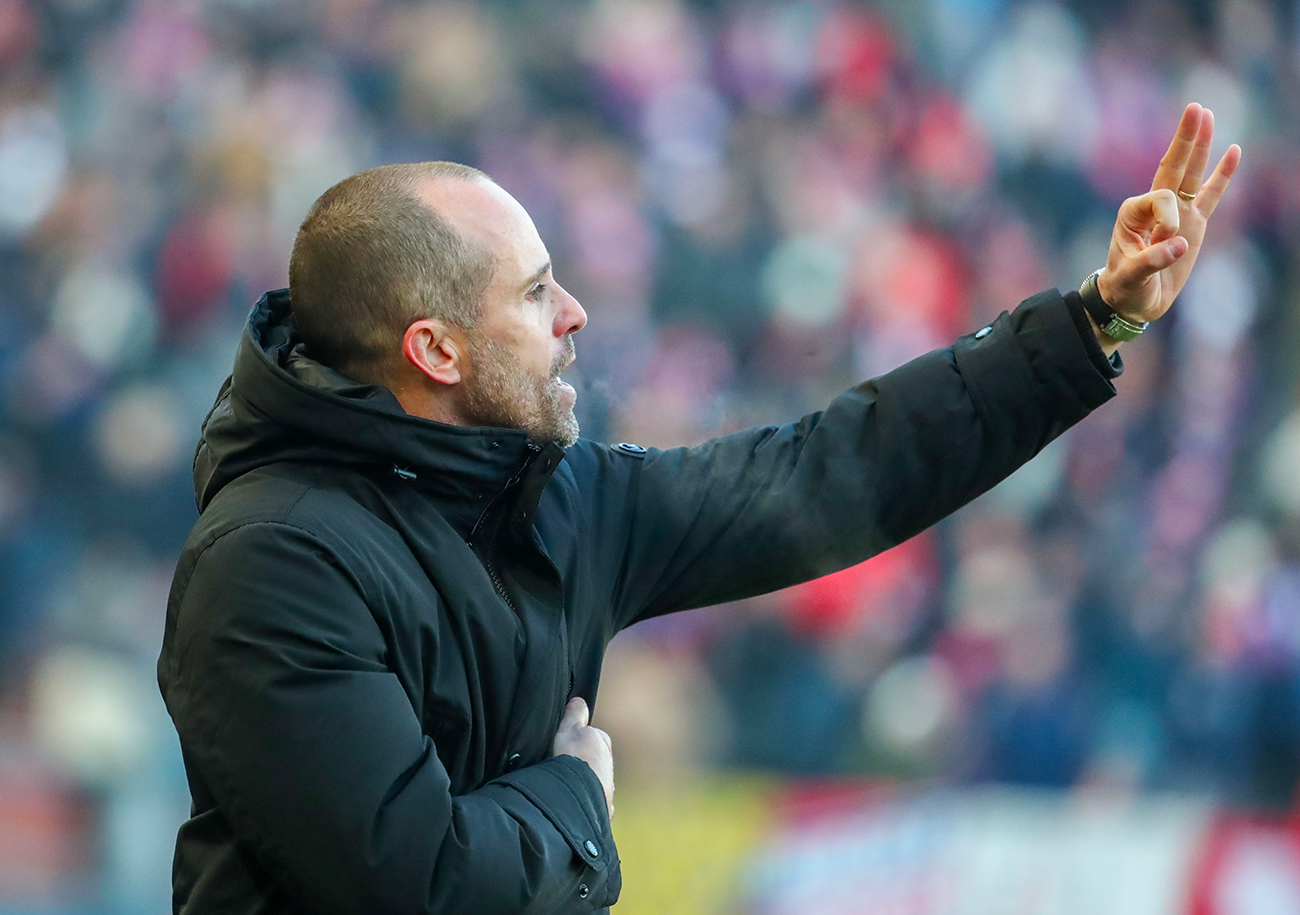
xmin=1176 ymin=189 xmax=1196 ymax=202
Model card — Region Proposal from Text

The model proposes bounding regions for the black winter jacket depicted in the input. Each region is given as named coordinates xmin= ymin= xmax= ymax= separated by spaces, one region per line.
xmin=159 ymin=287 xmax=1118 ymax=915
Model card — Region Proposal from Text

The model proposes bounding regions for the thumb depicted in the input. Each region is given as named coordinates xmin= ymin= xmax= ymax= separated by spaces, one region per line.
xmin=1134 ymin=235 xmax=1189 ymax=276
xmin=561 ymin=697 xmax=590 ymax=728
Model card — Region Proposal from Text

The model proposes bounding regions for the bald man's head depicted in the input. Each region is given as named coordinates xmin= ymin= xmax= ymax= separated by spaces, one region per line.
xmin=288 ymin=162 xmax=495 ymax=384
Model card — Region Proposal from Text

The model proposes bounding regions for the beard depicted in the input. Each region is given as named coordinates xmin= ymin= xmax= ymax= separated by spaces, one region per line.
xmin=460 ymin=334 xmax=579 ymax=447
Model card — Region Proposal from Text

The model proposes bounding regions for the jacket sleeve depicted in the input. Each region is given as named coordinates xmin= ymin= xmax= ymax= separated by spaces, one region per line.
xmin=161 ymin=521 xmax=617 ymax=915
xmin=590 ymin=290 xmax=1118 ymax=627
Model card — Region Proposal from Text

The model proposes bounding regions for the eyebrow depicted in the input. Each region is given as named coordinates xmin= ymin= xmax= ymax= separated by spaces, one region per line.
xmin=521 ymin=261 xmax=551 ymax=291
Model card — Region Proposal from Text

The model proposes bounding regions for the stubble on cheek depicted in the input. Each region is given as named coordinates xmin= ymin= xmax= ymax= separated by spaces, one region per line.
xmin=462 ymin=336 xmax=580 ymax=446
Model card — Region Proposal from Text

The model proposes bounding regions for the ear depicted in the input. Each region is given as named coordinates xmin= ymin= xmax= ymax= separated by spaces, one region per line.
xmin=402 ymin=319 xmax=466 ymax=386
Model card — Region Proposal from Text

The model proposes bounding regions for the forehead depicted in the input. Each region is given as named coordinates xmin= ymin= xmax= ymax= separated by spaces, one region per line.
xmin=414 ymin=176 xmax=547 ymax=280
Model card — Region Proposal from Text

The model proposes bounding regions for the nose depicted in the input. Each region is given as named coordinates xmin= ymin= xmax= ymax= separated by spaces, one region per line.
xmin=554 ymin=284 xmax=587 ymax=337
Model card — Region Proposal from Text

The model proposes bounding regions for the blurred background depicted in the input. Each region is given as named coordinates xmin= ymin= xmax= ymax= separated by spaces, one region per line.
xmin=1 ymin=0 xmax=1299 ymax=911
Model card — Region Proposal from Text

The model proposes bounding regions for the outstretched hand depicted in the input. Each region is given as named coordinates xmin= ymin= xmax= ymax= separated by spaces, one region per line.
xmin=1097 ymin=102 xmax=1242 ymax=326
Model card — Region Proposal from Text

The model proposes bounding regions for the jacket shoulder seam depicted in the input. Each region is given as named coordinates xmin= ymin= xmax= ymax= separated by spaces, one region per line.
xmin=188 ymin=510 xmax=371 ymax=605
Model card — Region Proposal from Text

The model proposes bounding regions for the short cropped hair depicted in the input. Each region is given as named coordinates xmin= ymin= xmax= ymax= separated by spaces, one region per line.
xmin=289 ymin=161 xmax=495 ymax=383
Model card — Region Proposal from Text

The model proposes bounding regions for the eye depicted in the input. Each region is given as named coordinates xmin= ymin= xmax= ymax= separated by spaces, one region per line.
xmin=526 ymin=282 xmax=548 ymax=301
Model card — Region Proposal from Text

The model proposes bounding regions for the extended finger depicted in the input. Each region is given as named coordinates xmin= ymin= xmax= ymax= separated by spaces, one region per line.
xmin=1150 ymin=103 xmax=1204 ymax=192
xmin=1195 ymin=144 xmax=1242 ymax=218
xmin=1178 ymin=108 xmax=1215 ymax=198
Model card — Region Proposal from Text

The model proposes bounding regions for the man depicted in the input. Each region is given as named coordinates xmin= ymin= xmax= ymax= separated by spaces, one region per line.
xmin=159 ymin=104 xmax=1238 ymax=914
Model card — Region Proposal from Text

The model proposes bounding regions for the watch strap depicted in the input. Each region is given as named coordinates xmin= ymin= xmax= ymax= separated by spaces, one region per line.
xmin=1079 ymin=270 xmax=1148 ymax=342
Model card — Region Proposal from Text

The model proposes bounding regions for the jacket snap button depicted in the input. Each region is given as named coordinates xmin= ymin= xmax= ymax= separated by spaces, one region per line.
xmin=975 ymin=326 xmax=992 ymax=339
xmin=505 ymin=753 xmax=521 ymax=771
xmin=578 ymin=884 xmax=589 ymax=899
xmin=583 ymin=840 xmax=599 ymax=858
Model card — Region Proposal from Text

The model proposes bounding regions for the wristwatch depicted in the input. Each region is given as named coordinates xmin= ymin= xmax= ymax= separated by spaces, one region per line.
xmin=1079 ymin=270 xmax=1148 ymax=342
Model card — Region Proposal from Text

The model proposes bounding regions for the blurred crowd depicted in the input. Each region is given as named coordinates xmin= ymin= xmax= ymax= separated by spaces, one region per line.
xmin=3 ymin=0 xmax=1300 ymax=909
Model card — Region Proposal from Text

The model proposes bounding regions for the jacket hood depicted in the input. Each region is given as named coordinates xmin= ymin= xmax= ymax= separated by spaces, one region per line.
xmin=193 ymin=289 xmax=542 ymax=512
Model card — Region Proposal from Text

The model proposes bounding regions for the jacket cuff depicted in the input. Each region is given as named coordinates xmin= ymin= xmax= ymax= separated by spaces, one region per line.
xmin=1061 ymin=289 xmax=1124 ymax=380
xmin=496 ymin=754 xmax=616 ymax=873
xmin=1022 ymin=289 xmax=1121 ymax=407
xmin=954 ymin=289 xmax=1118 ymax=427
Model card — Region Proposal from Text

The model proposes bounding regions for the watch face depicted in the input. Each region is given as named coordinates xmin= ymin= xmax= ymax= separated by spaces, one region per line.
xmin=1101 ymin=316 xmax=1147 ymax=342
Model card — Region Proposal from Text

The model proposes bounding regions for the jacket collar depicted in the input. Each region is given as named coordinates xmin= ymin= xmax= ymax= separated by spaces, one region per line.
xmin=194 ymin=289 xmax=564 ymax=511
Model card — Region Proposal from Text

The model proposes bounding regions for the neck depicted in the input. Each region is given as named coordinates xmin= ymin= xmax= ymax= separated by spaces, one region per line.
xmin=391 ymin=381 xmax=470 ymax=427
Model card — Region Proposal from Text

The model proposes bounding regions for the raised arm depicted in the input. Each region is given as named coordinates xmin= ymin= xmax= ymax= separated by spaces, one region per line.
xmin=568 ymin=288 xmax=1116 ymax=629
xmin=571 ymin=102 xmax=1239 ymax=630
xmin=160 ymin=523 xmax=618 ymax=915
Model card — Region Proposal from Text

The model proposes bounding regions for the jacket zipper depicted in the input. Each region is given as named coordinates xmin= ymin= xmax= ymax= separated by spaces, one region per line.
xmin=469 ymin=444 xmax=541 ymax=613
xmin=482 ymin=511 xmax=516 ymax=613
